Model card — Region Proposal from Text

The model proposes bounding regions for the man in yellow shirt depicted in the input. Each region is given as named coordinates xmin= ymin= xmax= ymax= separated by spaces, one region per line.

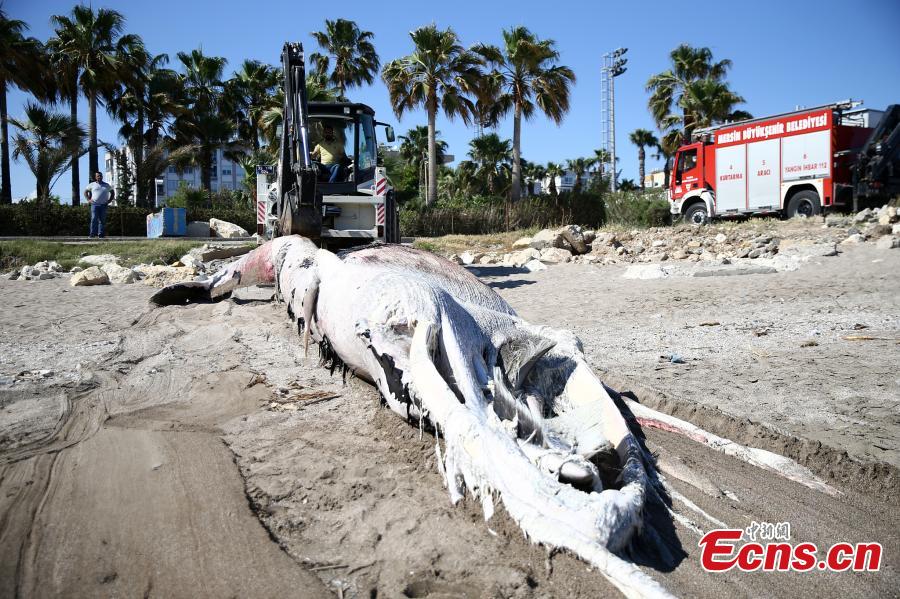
xmin=311 ymin=124 xmax=346 ymax=182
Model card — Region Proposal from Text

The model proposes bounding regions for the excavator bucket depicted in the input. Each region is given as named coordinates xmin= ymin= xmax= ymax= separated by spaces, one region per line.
xmin=278 ymin=167 xmax=321 ymax=239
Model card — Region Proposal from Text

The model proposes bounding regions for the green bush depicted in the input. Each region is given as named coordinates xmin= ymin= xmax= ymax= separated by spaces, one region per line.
xmin=166 ymin=186 xmax=253 ymax=212
xmin=603 ymin=189 xmax=671 ymax=227
xmin=165 ymin=185 xmax=207 ymax=210
xmin=0 ymin=204 xmax=151 ymax=236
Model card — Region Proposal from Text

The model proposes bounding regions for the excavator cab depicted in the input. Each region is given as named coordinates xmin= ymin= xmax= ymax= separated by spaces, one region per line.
xmin=307 ymin=103 xmax=380 ymax=191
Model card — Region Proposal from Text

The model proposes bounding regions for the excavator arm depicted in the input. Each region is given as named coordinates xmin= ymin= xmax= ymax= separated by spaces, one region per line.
xmin=276 ymin=42 xmax=322 ymax=239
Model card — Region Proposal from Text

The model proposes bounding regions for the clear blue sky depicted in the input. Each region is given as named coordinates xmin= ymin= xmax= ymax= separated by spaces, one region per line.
xmin=6 ymin=0 xmax=900 ymax=202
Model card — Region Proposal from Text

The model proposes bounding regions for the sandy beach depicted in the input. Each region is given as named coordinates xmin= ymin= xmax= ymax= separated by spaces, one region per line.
xmin=0 ymin=241 xmax=897 ymax=598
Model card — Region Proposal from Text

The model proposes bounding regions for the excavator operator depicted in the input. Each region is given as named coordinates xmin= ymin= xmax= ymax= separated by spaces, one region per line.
xmin=310 ymin=123 xmax=346 ymax=183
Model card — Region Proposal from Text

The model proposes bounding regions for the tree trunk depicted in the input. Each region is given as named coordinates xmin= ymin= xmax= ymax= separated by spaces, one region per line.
xmin=638 ymin=147 xmax=645 ymax=189
xmin=510 ymin=102 xmax=522 ymax=203
xmin=149 ymin=158 xmax=158 ymax=208
xmin=70 ymin=87 xmax=80 ymax=206
xmin=134 ymin=106 xmax=145 ymax=208
xmin=426 ymin=100 xmax=437 ymax=207
xmin=88 ymin=91 xmax=99 ymax=177
xmin=37 ymin=170 xmax=50 ymax=203
xmin=202 ymin=148 xmax=212 ymax=191
xmin=0 ymin=81 xmax=11 ymax=204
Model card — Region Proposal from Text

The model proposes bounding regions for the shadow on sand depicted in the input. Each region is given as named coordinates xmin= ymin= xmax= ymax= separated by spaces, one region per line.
xmin=603 ymin=383 xmax=688 ymax=574
xmin=468 ymin=265 xmax=538 ymax=290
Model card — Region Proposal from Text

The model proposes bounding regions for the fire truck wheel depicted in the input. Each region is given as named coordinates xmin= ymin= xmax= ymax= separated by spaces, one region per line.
xmin=684 ymin=202 xmax=709 ymax=226
xmin=786 ymin=191 xmax=821 ymax=218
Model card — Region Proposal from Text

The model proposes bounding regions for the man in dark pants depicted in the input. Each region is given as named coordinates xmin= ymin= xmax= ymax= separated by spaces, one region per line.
xmin=84 ymin=172 xmax=115 ymax=238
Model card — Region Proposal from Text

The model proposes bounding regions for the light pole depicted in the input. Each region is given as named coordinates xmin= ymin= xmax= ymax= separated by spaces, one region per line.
xmin=601 ymin=48 xmax=628 ymax=192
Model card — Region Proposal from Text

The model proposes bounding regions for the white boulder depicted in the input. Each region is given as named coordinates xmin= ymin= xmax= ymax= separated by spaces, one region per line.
xmin=529 ymin=228 xmax=565 ymax=250
xmin=459 ymin=251 xmax=482 ymax=266
xmin=180 ymin=254 xmax=205 ymax=271
xmin=209 ymin=218 xmax=250 ymax=238
xmin=523 ymin=259 xmax=547 ymax=272
xmin=507 ymin=248 xmax=540 ymax=267
xmin=70 ymin=266 xmax=110 ymax=286
xmin=539 ymin=247 xmax=573 ymax=263
xmin=100 ymin=263 xmax=136 ymax=284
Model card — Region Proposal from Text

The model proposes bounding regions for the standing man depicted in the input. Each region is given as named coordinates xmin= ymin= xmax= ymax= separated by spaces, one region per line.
xmin=84 ymin=171 xmax=115 ymax=238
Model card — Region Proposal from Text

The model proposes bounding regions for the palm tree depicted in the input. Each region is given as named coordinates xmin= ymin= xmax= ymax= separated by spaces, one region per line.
xmin=382 ymin=24 xmax=482 ymax=206
xmin=680 ymin=78 xmax=750 ymax=129
xmin=545 ymin=161 xmax=564 ymax=200
xmin=10 ymin=102 xmax=85 ymax=202
xmin=47 ymin=48 xmax=81 ymax=204
xmin=0 ymin=11 xmax=46 ymax=204
xmin=628 ymin=129 xmax=658 ymax=189
xmin=654 ymin=129 xmax=681 ymax=187
xmin=106 ymin=41 xmax=175 ymax=207
xmin=49 ymin=6 xmax=139 ymax=184
xmin=177 ymin=48 xmax=226 ymax=113
xmin=591 ymin=148 xmax=611 ymax=186
xmin=474 ymin=27 xmax=575 ymax=203
xmin=226 ymin=60 xmax=278 ymax=151
xmin=522 ymin=161 xmax=545 ymax=197
xmin=258 ymin=73 xmax=338 ymax=152
xmin=471 ymin=70 xmax=504 ymax=135
xmin=565 ymin=157 xmax=593 ymax=194
xmin=439 ymin=160 xmax=477 ymax=202
xmin=310 ymin=19 xmax=380 ymax=100
xmin=237 ymin=147 xmax=275 ymax=195
xmin=172 ymin=113 xmax=237 ymax=192
xmin=618 ymin=178 xmax=638 ymax=191
xmin=646 ymin=44 xmax=747 ymax=147
xmin=468 ymin=132 xmax=512 ymax=195
xmin=399 ymin=125 xmax=447 ymax=192
xmin=173 ymin=49 xmax=232 ymax=191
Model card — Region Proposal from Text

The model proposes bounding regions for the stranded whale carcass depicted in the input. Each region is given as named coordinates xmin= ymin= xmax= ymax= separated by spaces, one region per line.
xmin=151 ymin=236 xmax=676 ymax=597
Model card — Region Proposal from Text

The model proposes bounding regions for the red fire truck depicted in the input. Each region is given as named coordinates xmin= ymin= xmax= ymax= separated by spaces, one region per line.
xmin=669 ymin=101 xmax=900 ymax=224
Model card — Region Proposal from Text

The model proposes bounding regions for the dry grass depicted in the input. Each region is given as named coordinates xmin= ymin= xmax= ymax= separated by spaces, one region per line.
xmin=413 ymin=228 xmax=541 ymax=255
